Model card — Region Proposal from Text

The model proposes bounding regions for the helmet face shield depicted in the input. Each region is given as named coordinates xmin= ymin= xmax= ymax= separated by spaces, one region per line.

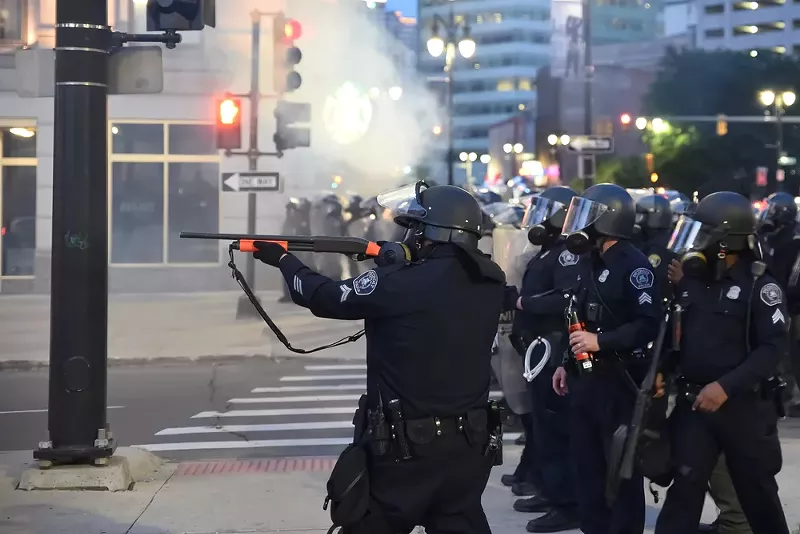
xmin=521 ymin=197 xmax=565 ymax=229
xmin=377 ymin=181 xmax=429 ymax=227
xmin=561 ymin=197 xmax=608 ymax=235
xmin=667 ymin=216 xmax=716 ymax=255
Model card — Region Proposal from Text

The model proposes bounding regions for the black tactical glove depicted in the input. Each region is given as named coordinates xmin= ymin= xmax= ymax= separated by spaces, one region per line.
xmin=253 ymin=241 xmax=288 ymax=267
xmin=503 ymin=285 xmax=520 ymax=312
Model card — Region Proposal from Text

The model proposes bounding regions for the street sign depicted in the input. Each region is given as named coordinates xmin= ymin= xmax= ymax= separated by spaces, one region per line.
xmin=567 ymin=135 xmax=614 ymax=153
xmin=222 ymin=172 xmax=280 ymax=192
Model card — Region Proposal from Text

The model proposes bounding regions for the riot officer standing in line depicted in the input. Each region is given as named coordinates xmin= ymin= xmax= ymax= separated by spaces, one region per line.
xmin=252 ymin=182 xmax=507 ymax=534
xmin=278 ymin=197 xmax=313 ymax=303
xmin=758 ymin=191 xmax=800 ymax=417
xmin=511 ymin=186 xmax=582 ymax=533
xmin=553 ymin=183 xmax=662 ymax=534
xmin=634 ymin=195 xmax=675 ymax=301
xmin=655 ymin=191 xmax=790 ymax=534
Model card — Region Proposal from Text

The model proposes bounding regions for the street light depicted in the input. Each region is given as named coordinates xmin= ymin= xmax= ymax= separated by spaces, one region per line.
xmin=432 ymin=125 xmax=442 ymax=135
xmin=560 ymin=134 xmax=570 ymax=145
xmin=547 ymin=134 xmax=558 ymax=146
xmin=427 ymin=9 xmax=476 ymax=186
xmin=513 ymin=143 xmax=523 ymax=154
xmin=388 ymin=86 xmax=403 ymax=100
xmin=759 ymin=89 xmax=796 ymax=190
xmin=468 ymin=152 xmax=477 ymax=162
xmin=459 ymin=152 xmax=468 ymax=161
xmin=480 ymin=154 xmax=491 ymax=164
xmin=503 ymin=143 xmax=513 ymax=154
xmin=635 ymin=117 xmax=647 ymax=130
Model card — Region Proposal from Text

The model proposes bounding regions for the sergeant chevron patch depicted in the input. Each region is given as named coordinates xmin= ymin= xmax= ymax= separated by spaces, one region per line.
xmin=772 ymin=308 xmax=786 ymax=324
xmin=638 ymin=292 xmax=652 ymax=305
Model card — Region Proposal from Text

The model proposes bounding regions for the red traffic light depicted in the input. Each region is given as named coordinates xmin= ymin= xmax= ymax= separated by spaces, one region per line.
xmin=282 ymin=19 xmax=302 ymax=44
xmin=218 ymin=99 xmax=240 ymax=125
xmin=620 ymin=113 xmax=631 ymax=125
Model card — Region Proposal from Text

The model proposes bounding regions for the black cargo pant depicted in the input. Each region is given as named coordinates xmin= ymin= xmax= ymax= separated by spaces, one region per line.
xmin=655 ymin=394 xmax=789 ymax=534
xmin=350 ymin=433 xmax=494 ymax=534
xmin=569 ymin=370 xmax=645 ymax=534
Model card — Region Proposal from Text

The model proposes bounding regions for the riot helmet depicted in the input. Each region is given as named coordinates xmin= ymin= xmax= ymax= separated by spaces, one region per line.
xmin=758 ymin=191 xmax=797 ymax=233
xmin=521 ymin=186 xmax=577 ymax=246
xmin=635 ymin=194 xmax=673 ymax=232
xmin=668 ymin=191 xmax=755 ymax=280
xmin=378 ymin=181 xmax=483 ymax=251
xmin=561 ymin=183 xmax=635 ymax=254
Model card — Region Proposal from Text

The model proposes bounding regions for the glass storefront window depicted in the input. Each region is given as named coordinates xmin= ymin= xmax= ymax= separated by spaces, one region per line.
xmin=111 ymin=162 xmax=164 ymax=264
xmin=167 ymin=162 xmax=219 ymax=263
xmin=0 ymin=0 xmax=25 ymax=43
xmin=2 ymin=128 xmax=36 ymax=157
xmin=168 ymin=124 xmax=217 ymax=155
xmin=1 ymin=165 xmax=35 ymax=276
xmin=112 ymin=123 xmax=165 ymax=154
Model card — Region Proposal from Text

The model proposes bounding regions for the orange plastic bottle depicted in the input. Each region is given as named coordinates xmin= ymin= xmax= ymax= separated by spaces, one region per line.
xmin=569 ymin=310 xmax=594 ymax=374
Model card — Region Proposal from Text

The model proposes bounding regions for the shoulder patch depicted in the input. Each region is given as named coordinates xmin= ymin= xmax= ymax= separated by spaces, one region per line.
xmin=648 ymin=254 xmax=661 ymax=268
xmin=630 ymin=267 xmax=654 ymax=290
xmin=353 ymin=269 xmax=379 ymax=296
xmin=339 ymin=284 xmax=352 ymax=303
xmin=558 ymin=250 xmax=579 ymax=267
xmin=760 ymin=282 xmax=783 ymax=307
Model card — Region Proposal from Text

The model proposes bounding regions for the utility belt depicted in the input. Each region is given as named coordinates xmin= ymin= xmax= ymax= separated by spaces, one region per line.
xmin=676 ymin=375 xmax=787 ymax=417
xmin=355 ymin=395 xmax=504 ymax=465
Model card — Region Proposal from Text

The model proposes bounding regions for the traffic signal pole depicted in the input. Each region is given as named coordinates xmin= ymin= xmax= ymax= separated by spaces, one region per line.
xmin=34 ymin=0 xmax=115 ymax=466
xmin=581 ymin=0 xmax=594 ymax=190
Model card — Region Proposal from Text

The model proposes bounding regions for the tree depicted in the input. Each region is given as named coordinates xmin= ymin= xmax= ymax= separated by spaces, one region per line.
xmin=643 ymin=48 xmax=800 ymax=196
xmin=596 ymin=156 xmax=649 ymax=188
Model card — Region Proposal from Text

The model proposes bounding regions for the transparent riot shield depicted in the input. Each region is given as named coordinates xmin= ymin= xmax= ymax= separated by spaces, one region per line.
xmin=490 ymin=225 xmax=538 ymax=415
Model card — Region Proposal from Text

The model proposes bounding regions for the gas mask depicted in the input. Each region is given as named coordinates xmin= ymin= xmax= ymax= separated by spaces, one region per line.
xmin=528 ymin=223 xmax=558 ymax=247
xmin=669 ymin=215 xmax=730 ymax=281
xmin=680 ymin=243 xmax=728 ymax=281
xmin=565 ymin=226 xmax=605 ymax=255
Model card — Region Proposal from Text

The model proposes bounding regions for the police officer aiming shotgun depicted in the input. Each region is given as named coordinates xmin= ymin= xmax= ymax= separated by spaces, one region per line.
xmin=250 ymin=181 xmax=507 ymax=534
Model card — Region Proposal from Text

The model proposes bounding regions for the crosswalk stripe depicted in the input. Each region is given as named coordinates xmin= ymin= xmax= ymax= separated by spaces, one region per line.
xmin=192 ymin=407 xmax=357 ymax=418
xmin=304 ymin=364 xmax=367 ymax=371
xmin=280 ymin=374 xmax=365 ymax=382
xmin=228 ymin=394 xmax=362 ymax=404
xmin=251 ymin=384 xmax=366 ymax=393
xmin=136 ymin=433 xmax=524 ymax=453
xmin=155 ymin=421 xmax=354 ymax=436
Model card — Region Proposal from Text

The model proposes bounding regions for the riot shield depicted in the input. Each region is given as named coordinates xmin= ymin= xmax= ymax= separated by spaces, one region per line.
xmin=490 ymin=225 xmax=538 ymax=415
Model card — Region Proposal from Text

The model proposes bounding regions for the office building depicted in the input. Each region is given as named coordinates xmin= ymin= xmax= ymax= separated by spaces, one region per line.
xmin=694 ymin=0 xmax=799 ymax=55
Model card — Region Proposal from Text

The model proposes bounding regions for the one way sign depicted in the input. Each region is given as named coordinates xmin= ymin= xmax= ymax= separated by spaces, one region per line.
xmin=567 ymin=136 xmax=614 ymax=153
xmin=221 ymin=172 xmax=280 ymax=193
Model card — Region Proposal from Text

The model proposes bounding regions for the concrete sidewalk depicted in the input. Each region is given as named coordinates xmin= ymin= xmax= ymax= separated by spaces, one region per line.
xmin=1 ymin=440 xmax=799 ymax=534
xmin=0 ymin=292 xmax=366 ymax=369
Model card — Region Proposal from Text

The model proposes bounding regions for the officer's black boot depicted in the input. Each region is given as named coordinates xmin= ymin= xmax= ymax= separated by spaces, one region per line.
xmin=511 ymin=482 xmax=539 ymax=497
xmin=526 ymin=507 xmax=581 ymax=533
xmin=513 ymin=495 xmax=552 ymax=513
xmin=697 ymin=519 xmax=719 ymax=533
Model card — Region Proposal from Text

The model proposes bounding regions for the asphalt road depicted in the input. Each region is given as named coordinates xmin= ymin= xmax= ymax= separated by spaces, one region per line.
xmin=0 ymin=358 xmax=365 ymax=462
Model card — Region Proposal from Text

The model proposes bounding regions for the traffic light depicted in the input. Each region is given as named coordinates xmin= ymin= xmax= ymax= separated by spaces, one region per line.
xmin=650 ymin=172 xmax=659 ymax=183
xmin=620 ymin=113 xmax=632 ymax=131
xmin=274 ymin=13 xmax=303 ymax=94
xmin=216 ymin=98 xmax=242 ymax=150
xmin=645 ymin=153 xmax=654 ymax=173
xmin=147 ymin=0 xmax=216 ymax=32
xmin=274 ymin=100 xmax=311 ymax=153
xmin=717 ymin=115 xmax=728 ymax=136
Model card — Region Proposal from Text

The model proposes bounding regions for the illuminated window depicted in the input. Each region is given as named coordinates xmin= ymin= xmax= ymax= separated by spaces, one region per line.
xmin=109 ymin=122 xmax=221 ymax=265
xmin=0 ymin=0 xmax=26 ymax=44
xmin=494 ymin=13 xmax=503 ymax=22
xmin=497 ymin=79 xmax=515 ymax=91
xmin=0 ymin=126 xmax=37 ymax=278
xmin=518 ymin=78 xmax=533 ymax=91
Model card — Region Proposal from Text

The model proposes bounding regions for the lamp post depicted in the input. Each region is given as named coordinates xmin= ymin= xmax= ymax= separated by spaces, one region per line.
xmin=759 ymin=89 xmax=796 ymax=190
xmin=427 ymin=8 xmax=476 ymax=186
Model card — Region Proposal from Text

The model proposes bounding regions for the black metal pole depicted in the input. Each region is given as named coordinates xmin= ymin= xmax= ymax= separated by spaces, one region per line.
xmin=582 ymin=0 xmax=594 ymax=190
xmin=776 ymin=102 xmax=783 ymax=192
xmin=34 ymin=0 xmax=115 ymax=466
xmin=236 ymin=12 xmax=262 ymax=319
xmin=447 ymin=64 xmax=454 ymax=186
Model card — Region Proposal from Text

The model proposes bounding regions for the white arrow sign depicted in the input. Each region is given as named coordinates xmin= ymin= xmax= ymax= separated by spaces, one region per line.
xmin=568 ymin=136 xmax=614 ymax=153
xmin=222 ymin=172 xmax=280 ymax=193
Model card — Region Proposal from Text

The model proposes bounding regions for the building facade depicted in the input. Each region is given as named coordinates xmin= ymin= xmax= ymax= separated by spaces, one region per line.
xmin=694 ymin=0 xmax=800 ymax=55
xmin=417 ymin=0 xmax=551 ymax=182
xmin=1 ymin=0 xmax=405 ymax=295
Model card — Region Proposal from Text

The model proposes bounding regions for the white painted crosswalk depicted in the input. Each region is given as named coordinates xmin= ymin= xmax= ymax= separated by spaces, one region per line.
xmin=136 ymin=363 xmax=515 ymax=457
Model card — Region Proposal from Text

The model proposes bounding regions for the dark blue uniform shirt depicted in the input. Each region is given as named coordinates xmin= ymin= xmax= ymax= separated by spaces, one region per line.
xmin=278 ymin=244 xmax=505 ymax=419
xmin=517 ymin=242 xmax=583 ymax=337
xmin=576 ymin=240 xmax=662 ymax=359
xmin=637 ymin=229 xmax=676 ymax=303
xmin=674 ymin=260 xmax=789 ymax=396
